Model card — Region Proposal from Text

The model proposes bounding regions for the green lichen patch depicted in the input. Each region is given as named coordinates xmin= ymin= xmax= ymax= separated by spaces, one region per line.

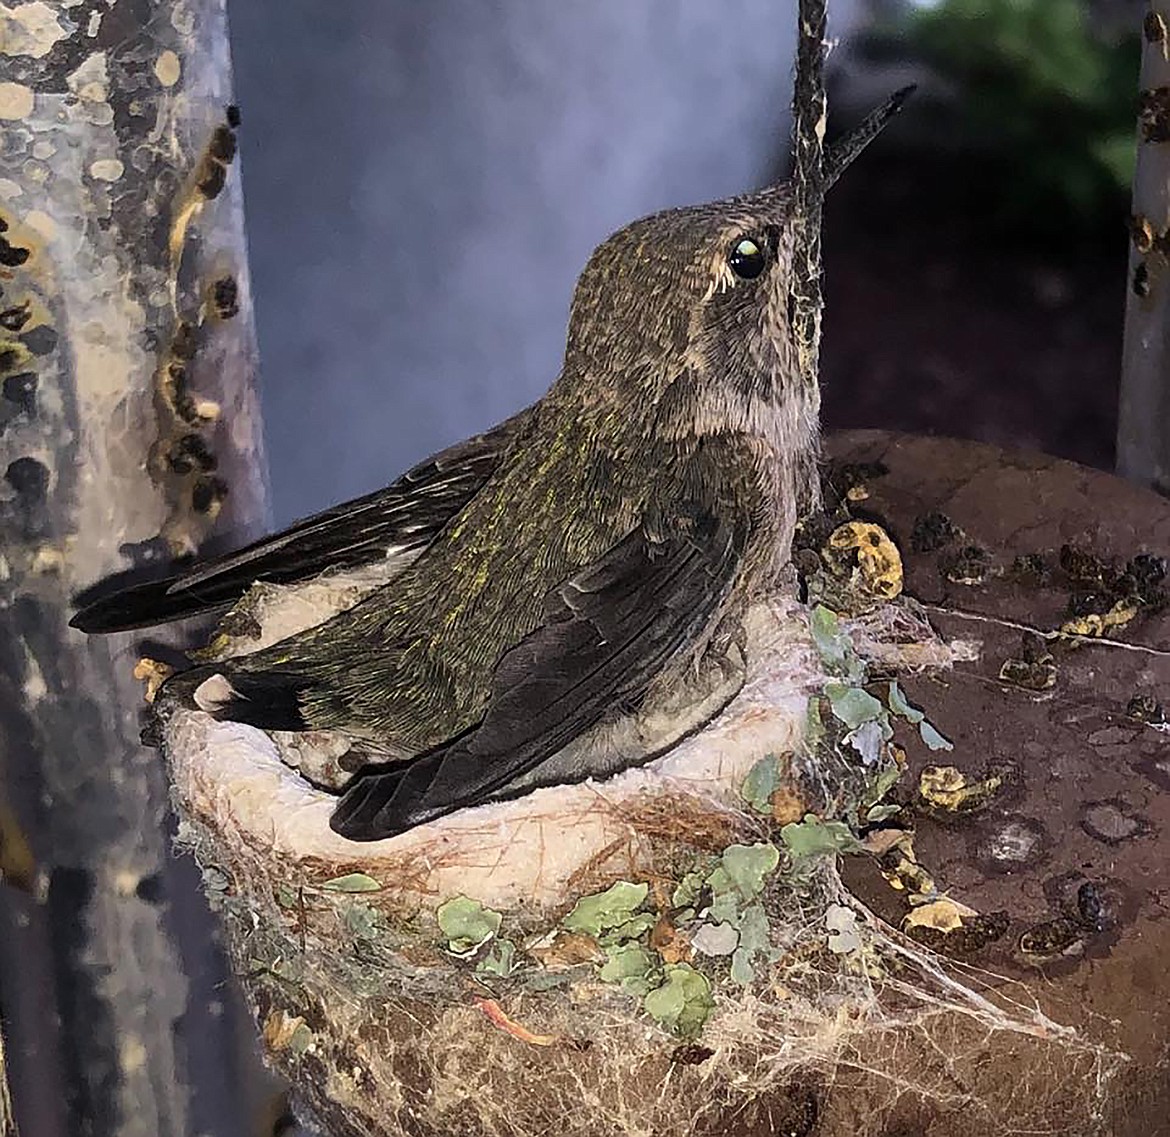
xmin=287 ymin=1021 xmax=315 ymax=1055
xmin=826 ymin=682 xmax=886 ymax=731
xmin=694 ymin=844 xmax=784 ymax=985
xmin=341 ymin=901 xmax=385 ymax=941
xmin=809 ymin=604 xmax=865 ymax=683
xmin=705 ymin=843 xmax=780 ymax=903
xmin=888 ymin=680 xmax=953 ymax=751
xmin=780 ymin=815 xmax=862 ymax=862
xmin=436 ymin=895 xmax=503 ymax=956
xmin=599 ymin=943 xmax=655 ymax=994
xmin=729 ymin=903 xmax=778 ymax=985
xmin=887 ymin=680 xmax=924 ymax=724
xmin=275 ymin=884 xmax=299 ymax=909
xmin=672 ymin=871 xmax=705 ymax=909
xmin=860 ymin=765 xmax=904 ymax=824
xmin=741 ymin=752 xmax=784 ymax=814
xmin=600 ymin=913 xmax=657 ymax=945
xmin=475 ymin=939 xmax=517 ymax=978
xmin=918 ymin=720 xmax=954 ymax=751
xmin=643 ymin=964 xmax=715 ymax=1037
xmin=561 ymin=880 xmax=649 ymax=937
xmin=320 ymin=872 xmax=382 ymax=893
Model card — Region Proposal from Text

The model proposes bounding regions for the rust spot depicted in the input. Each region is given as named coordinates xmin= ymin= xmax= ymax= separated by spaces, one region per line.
xmin=0 ymin=235 xmax=30 ymax=268
xmin=905 ymin=910 xmax=1010 ymax=957
xmin=167 ymin=433 xmax=218 ymax=475
xmin=938 ymin=542 xmax=992 ymax=585
xmin=0 ymin=216 xmax=29 ymax=267
xmin=1139 ymin=86 xmax=1170 ymax=142
xmin=1009 ymin=551 xmax=1050 ymax=584
xmin=5 ymin=456 xmax=49 ymax=505
xmin=1131 ymin=214 xmax=1156 ymax=254
xmin=0 ymin=302 xmax=31 ymax=332
xmin=165 ymin=361 xmax=187 ymax=394
xmin=0 ymin=341 xmax=29 ymax=374
xmin=1018 ymin=914 xmax=1084 ymax=963
xmin=195 ymin=157 xmax=226 ymax=199
xmin=2 ymin=371 xmax=36 ymax=414
xmin=171 ymin=320 xmax=197 ymax=361
xmin=1127 ymin=692 xmax=1166 ymax=725
xmin=192 ymin=475 xmax=228 ymax=515
xmin=910 ymin=510 xmax=959 ymax=554
xmin=195 ymin=117 xmax=238 ymax=199
xmin=207 ymin=124 xmax=236 ymax=164
xmin=210 ymin=275 xmax=239 ymax=320
xmin=1133 ymin=261 xmax=1151 ymax=297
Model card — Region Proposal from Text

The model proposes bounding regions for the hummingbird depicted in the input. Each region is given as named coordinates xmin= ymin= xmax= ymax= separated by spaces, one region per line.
xmin=73 ymin=92 xmax=911 ymax=841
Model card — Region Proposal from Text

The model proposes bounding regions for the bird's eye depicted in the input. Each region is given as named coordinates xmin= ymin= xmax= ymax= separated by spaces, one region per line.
xmin=728 ymin=236 xmax=767 ymax=280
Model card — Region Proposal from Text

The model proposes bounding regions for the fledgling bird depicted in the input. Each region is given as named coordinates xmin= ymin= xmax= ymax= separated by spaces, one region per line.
xmin=73 ymin=92 xmax=911 ymax=841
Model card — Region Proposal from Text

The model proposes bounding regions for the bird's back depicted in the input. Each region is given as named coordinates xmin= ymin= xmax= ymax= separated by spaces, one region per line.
xmin=238 ymin=399 xmax=649 ymax=752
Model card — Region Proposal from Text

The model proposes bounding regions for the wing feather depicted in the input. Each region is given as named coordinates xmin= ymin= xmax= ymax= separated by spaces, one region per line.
xmin=70 ymin=411 xmax=527 ymax=632
xmin=331 ymin=494 xmax=749 ymax=840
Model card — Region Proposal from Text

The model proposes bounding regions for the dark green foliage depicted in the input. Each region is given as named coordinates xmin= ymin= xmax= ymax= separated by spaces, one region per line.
xmin=861 ymin=0 xmax=1140 ymax=237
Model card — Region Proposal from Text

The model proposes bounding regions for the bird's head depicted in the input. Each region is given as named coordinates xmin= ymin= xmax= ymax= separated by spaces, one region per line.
xmin=562 ymin=183 xmax=801 ymax=407
xmin=556 ymin=87 xmax=914 ymax=420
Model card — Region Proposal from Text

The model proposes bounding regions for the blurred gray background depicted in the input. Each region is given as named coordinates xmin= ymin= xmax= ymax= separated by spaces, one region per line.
xmin=227 ymin=1 xmax=860 ymax=525
xmin=228 ymin=0 xmax=1137 ymax=536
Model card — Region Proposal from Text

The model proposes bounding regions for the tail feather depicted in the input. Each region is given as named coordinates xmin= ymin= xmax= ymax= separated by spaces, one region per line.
xmin=330 ymin=751 xmax=446 ymax=841
xmin=161 ymin=664 xmax=311 ymax=732
xmin=70 ymin=573 xmax=238 ymax=633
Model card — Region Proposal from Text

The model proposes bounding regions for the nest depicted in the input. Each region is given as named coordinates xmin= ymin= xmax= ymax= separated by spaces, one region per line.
xmin=159 ymin=588 xmax=1114 ymax=1137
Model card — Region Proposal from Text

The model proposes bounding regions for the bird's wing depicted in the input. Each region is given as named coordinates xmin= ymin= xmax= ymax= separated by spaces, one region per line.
xmin=70 ymin=409 xmax=530 ymax=632
xmin=330 ymin=481 xmax=752 ymax=841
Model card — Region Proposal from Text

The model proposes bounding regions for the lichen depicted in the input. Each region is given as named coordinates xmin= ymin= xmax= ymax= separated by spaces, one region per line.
xmin=161 ymin=588 xmax=1123 ymax=1136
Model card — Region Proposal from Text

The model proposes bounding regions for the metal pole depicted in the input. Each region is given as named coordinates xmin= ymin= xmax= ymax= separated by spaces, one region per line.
xmin=1118 ymin=4 xmax=1170 ymax=495
xmin=0 ymin=2 xmax=269 ymax=1133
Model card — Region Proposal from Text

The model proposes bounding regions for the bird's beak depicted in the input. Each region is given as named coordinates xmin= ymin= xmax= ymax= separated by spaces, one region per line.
xmin=823 ymin=85 xmax=916 ymax=192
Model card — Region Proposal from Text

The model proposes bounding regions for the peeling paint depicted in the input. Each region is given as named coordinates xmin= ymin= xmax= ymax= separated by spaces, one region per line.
xmin=22 ymin=209 xmax=54 ymax=241
xmin=119 ymin=1035 xmax=148 ymax=1076
xmin=0 ymin=1 xmax=67 ymax=59
xmin=0 ymin=81 xmax=34 ymax=119
xmin=20 ymin=640 xmax=47 ymax=703
xmin=66 ymin=51 xmax=109 ymax=103
xmin=89 ymin=157 xmax=124 ymax=182
xmin=170 ymin=2 xmax=195 ymax=37
xmin=154 ymin=50 xmax=181 ymax=88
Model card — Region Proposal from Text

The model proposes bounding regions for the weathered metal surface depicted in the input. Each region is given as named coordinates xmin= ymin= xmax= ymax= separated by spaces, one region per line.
xmin=0 ymin=2 xmax=267 ymax=1135
xmin=830 ymin=431 xmax=1170 ymax=1136
xmin=1118 ymin=6 xmax=1170 ymax=495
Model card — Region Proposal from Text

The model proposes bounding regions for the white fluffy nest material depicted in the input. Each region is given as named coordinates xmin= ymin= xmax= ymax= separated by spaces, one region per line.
xmin=166 ymin=596 xmax=821 ymax=913
xmin=157 ymin=573 xmax=1003 ymax=1137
